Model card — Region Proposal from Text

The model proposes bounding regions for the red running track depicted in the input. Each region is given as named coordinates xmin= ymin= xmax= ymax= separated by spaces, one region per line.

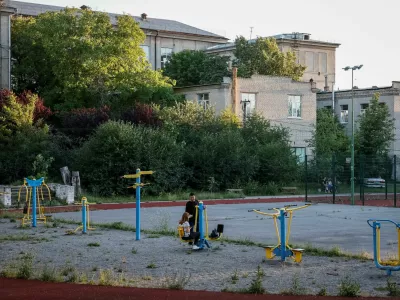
xmin=0 ymin=278 xmax=390 ymax=300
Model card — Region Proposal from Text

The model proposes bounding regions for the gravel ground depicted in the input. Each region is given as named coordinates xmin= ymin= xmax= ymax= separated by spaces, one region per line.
xmin=0 ymin=219 xmax=398 ymax=297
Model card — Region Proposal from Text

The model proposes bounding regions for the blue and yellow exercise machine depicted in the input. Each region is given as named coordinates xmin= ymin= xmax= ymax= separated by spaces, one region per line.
xmin=249 ymin=204 xmax=311 ymax=263
xmin=177 ymin=201 xmax=224 ymax=250
xmin=121 ymin=169 xmax=154 ymax=241
xmin=19 ymin=178 xmax=51 ymax=227
xmin=66 ymin=197 xmax=95 ymax=234
xmin=367 ymin=219 xmax=400 ymax=275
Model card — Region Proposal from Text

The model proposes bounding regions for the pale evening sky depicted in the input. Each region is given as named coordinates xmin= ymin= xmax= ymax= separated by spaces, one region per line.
xmin=22 ymin=0 xmax=399 ymax=90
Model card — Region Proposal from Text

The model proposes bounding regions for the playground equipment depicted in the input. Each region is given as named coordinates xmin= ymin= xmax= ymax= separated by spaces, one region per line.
xmin=367 ymin=219 xmax=400 ymax=275
xmin=249 ymin=204 xmax=311 ymax=263
xmin=66 ymin=197 xmax=95 ymax=234
xmin=177 ymin=201 xmax=224 ymax=250
xmin=19 ymin=178 xmax=52 ymax=227
xmin=121 ymin=169 xmax=154 ymax=241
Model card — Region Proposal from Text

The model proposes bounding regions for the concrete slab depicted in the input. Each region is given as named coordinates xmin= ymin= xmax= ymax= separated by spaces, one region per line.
xmin=53 ymin=202 xmax=400 ymax=254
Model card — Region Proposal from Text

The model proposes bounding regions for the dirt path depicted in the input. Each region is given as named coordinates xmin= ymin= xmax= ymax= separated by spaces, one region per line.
xmin=0 ymin=278 xmax=391 ymax=300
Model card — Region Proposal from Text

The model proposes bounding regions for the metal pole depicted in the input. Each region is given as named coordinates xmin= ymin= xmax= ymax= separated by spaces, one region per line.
xmin=82 ymin=197 xmax=87 ymax=234
xmin=385 ymin=160 xmax=388 ymax=200
xmin=136 ymin=168 xmax=141 ymax=240
xmin=351 ymin=69 xmax=355 ymax=205
xmin=394 ymin=155 xmax=397 ymax=207
xmin=32 ymin=187 xmax=37 ymax=228
xmin=199 ymin=202 xmax=204 ymax=241
xmin=280 ymin=209 xmax=286 ymax=262
xmin=305 ymin=154 xmax=308 ymax=202
xmin=332 ymin=153 xmax=336 ymax=204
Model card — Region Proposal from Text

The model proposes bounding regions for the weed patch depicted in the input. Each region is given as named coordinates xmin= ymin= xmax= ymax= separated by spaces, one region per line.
xmin=338 ymin=275 xmax=361 ymax=297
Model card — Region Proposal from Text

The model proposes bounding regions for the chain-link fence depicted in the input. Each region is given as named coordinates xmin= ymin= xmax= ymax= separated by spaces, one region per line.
xmin=304 ymin=154 xmax=398 ymax=207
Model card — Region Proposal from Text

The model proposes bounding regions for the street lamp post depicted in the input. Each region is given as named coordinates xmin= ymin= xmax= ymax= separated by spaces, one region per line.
xmin=342 ymin=65 xmax=363 ymax=205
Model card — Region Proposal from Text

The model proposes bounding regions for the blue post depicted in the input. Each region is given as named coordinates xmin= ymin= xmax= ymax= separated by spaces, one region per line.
xmin=82 ymin=198 xmax=87 ymax=234
xmin=136 ymin=168 xmax=141 ymax=241
xmin=199 ymin=202 xmax=204 ymax=240
xmin=25 ymin=178 xmax=44 ymax=228
xmin=280 ymin=209 xmax=286 ymax=262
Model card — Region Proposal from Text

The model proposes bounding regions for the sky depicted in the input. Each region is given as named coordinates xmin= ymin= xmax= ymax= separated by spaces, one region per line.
xmin=20 ymin=0 xmax=399 ymax=90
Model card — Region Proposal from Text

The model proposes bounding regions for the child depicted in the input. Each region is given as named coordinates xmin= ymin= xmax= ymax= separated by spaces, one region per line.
xmin=179 ymin=212 xmax=200 ymax=250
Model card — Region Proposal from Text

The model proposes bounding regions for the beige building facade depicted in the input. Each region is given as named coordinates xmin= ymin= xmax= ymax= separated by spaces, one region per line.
xmin=206 ymin=32 xmax=340 ymax=92
xmin=317 ymin=82 xmax=400 ymax=156
xmin=175 ymin=71 xmax=317 ymax=162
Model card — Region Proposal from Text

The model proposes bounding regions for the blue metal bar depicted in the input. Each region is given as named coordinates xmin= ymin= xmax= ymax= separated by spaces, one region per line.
xmin=136 ymin=168 xmax=141 ymax=241
xmin=199 ymin=202 xmax=204 ymax=240
xmin=25 ymin=178 xmax=44 ymax=228
xmin=82 ymin=198 xmax=87 ymax=234
xmin=280 ymin=209 xmax=286 ymax=262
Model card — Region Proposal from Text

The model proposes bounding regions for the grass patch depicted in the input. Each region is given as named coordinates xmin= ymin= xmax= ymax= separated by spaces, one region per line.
xmin=147 ymin=234 xmax=161 ymax=239
xmin=17 ymin=253 xmax=34 ymax=279
xmin=0 ymin=212 xmax=23 ymax=219
xmin=163 ymin=272 xmax=191 ymax=290
xmin=317 ymin=287 xmax=328 ymax=296
xmin=131 ymin=248 xmax=137 ymax=254
xmin=338 ymin=275 xmax=361 ymax=297
xmin=40 ymin=265 xmax=62 ymax=282
xmin=281 ymin=275 xmax=307 ymax=295
xmin=231 ymin=269 xmax=239 ymax=284
xmin=146 ymin=263 xmax=156 ymax=269
xmin=87 ymin=242 xmax=100 ymax=247
xmin=0 ymin=234 xmax=48 ymax=243
xmin=240 ymin=267 xmax=266 ymax=294
xmin=98 ymin=269 xmax=116 ymax=286
xmin=387 ymin=279 xmax=400 ymax=296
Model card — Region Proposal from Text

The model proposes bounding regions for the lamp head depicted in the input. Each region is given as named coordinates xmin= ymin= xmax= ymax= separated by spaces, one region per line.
xmin=342 ymin=66 xmax=351 ymax=71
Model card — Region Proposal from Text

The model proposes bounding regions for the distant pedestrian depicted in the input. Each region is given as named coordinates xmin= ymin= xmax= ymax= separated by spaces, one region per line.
xmin=185 ymin=193 xmax=199 ymax=231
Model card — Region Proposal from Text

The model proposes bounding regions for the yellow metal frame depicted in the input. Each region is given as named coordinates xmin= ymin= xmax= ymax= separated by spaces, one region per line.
xmin=376 ymin=226 xmax=400 ymax=266
xmin=251 ymin=204 xmax=311 ymax=262
xmin=19 ymin=179 xmax=52 ymax=227
xmin=71 ymin=197 xmax=96 ymax=233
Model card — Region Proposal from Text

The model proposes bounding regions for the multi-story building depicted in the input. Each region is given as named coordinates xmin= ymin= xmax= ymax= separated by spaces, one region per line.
xmin=0 ymin=1 xmax=228 ymax=89
xmin=175 ymin=69 xmax=317 ymax=162
xmin=206 ymin=32 xmax=340 ymax=91
xmin=317 ymin=82 xmax=400 ymax=156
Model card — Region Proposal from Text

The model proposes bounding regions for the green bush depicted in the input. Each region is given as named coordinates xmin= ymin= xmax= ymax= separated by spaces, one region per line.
xmin=74 ymin=121 xmax=186 ymax=196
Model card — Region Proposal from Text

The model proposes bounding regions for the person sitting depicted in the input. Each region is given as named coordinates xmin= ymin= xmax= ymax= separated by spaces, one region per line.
xmin=179 ymin=212 xmax=200 ymax=250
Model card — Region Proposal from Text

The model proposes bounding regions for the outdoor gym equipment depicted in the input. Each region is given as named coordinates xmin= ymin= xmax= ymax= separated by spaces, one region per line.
xmin=19 ymin=178 xmax=51 ymax=227
xmin=177 ymin=201 xmax=224 ymax=250
xmin=367 ymin=219 xmax=400 ymax=275
xmin=249 ymin=204 xmax=311 ymax=263
xmin=66 ymin=197 xmax=95 ymax=234
xmin=121 ymin=169 xmax=154 ymax=241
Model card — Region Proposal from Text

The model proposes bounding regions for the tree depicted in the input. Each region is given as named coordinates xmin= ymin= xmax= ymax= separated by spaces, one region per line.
xmin=309 ymin=108 xmax=349 ymax=157
xmin=233 ymin=36 xmax=306 ymax=80
xmin=11 ymin=8 xmax=172 ymax=110
xmin=356 ymin=93 xmax=395 ymax=157
xmin=163 ymin=50 xmax=231 ymax=87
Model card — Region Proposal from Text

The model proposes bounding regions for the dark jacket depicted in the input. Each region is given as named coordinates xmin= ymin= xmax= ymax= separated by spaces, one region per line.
xmin=185 ymin=199 xmax=199 ymax=226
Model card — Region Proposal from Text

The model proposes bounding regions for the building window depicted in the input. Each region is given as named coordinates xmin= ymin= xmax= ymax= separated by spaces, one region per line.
xmin=360 ymin=103 xmax=369 ymax=115
xmin=340 ymin=105 xmax=349 ymax=123
xmin=241 ymin=93 xmax=256 ymax=117
xmin=305 ymin=51 xmax=314 ymax=71
xmin=319 ymin=52 xmax=327 ymax=74
xmin=291 ymin=147 xmax=306 ymax=163
xmin=140 ymin=45 xmax=150 ymax=61
xmin=161 ymin=47 xmax=173 ymax=68
xmin=197 ymin=93 xmax=210 ymax=110
xmin=288 ymin=95 xmax=301 ymax=118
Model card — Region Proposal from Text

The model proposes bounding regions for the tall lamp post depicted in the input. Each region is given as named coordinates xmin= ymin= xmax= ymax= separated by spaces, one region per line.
xmin=342 ymin=65 xmax=363 ymax=205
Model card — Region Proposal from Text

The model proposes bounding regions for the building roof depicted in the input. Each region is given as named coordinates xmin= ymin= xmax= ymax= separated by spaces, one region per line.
xmin=206 ymin=32 xmax=340 ymax=52
xmin=10 ymin=1 xmax=228 ymax=40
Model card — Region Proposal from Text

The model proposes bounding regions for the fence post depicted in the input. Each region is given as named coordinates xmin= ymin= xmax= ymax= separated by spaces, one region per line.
xmin=332 ymin=154 xmax=336 ymax=204
xmin=394 ymin=155 xmax=397 ymax=207
xmin=305 ymin=155 xmax=308 ymax=202
xmin=360 ymin=155 xmax=365 ymax=206
xmin=385 ymin=160 xmax=389 ymax=200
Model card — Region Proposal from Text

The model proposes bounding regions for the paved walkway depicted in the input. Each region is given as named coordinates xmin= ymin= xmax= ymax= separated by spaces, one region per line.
xmin=53 ymin=201 xmax=400 ymax=254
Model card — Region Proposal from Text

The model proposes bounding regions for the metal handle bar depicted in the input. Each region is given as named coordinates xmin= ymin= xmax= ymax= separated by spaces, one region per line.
xmin=367 ymin=219 xmax=400 ymax=228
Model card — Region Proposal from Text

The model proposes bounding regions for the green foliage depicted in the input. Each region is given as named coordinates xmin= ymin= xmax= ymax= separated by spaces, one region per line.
xmin=338 ymin=276 xmax=361 ymax=297
xmin=233 ymin=36 xmax=306 ymax=80
xmin=356 ymin=93 xmax=395 ymax=156
xmin=74 ymin=121 xmax=186 ymax=196
xmin=387 ymin=278 xmax=400 ymax=296
xmin=11 ymin=8 xmax=171 ymax=111
xmin=309 ymin=108 xmax=349 ymax=157
xmin=32 ymin=154 xmax=54 ymax=178
xmin=163 ymin=50 xmax=231 ymax=87
xmin=17 ymin=253 xmax=34 ymax=279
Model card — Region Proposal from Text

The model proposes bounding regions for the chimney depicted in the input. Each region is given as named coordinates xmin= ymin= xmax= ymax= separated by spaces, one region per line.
xmin=141 ymin=13 xmax=147 ymax=20
xmin=231 ymin=67 xmax=238 ymax=115
xmin=324 ymin=75 xmax=329 ymax=91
